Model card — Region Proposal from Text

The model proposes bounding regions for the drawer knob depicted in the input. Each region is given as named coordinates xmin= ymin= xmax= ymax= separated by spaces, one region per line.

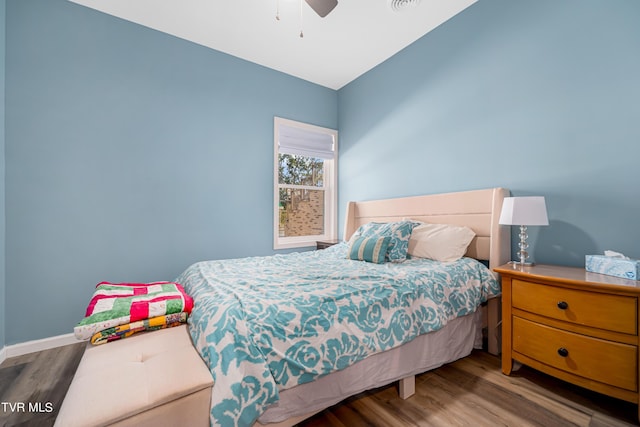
xmin=557 ymin=347 xmax=569 ymax=357
xmin=557 ymin=301 xmax=569 ymax=310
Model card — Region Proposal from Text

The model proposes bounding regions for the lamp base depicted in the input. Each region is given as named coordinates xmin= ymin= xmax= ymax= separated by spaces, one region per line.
xmin=508 ymin=260 xmax=535 ymax=268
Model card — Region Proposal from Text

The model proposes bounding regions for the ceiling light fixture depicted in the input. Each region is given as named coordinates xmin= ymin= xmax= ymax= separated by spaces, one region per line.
xmin=388 ymin=0 xmax=421 ymax=12
xmin=306 ymin=0 xmax=338 ymax=17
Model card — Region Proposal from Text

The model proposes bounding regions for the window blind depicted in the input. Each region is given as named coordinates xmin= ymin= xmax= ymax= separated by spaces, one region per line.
xmin=278 ymin=124 xmax=335 ymax=159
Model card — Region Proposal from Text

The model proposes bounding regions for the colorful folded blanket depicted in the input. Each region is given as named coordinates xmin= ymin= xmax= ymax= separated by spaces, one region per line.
xmin=90 ymin=312 xmax=189 ymax=345
xmin=74 ymin=281 xmax=194 ymax=340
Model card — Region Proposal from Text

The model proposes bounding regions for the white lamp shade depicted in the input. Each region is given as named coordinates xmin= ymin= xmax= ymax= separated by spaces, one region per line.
xmin=499 ymin=196 xmax=549 ymax=226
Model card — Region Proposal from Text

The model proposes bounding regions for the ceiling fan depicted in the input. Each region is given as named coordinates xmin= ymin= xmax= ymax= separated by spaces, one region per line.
xmin=305 ymin=0 xmax=338 ymax=18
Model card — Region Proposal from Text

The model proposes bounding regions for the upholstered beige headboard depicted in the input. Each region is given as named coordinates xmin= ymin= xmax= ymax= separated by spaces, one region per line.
xmin=343 ymin=187 xmax=511 ymax=270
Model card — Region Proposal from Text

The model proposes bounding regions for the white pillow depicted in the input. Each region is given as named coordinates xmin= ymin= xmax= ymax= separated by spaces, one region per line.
xmin=408 ymin=223 xmax=476 ymax=262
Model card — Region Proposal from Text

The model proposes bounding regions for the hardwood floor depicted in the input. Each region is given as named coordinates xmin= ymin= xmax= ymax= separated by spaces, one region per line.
xmin=0 ymin=346 xmax=637 ymax=427
xmin=0 ymin=343 xmax=85 ymax=427
xmin=300 ymin=351 xmax=638 ymax=427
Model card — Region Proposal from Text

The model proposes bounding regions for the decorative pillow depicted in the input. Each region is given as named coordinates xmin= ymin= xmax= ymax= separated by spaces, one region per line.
xmin=350 ymin=220 xmax=417 ymax=262
xmin=408 ymin=222 xmax=476 ymax=262
xmin=348 ymin=236 xmax=391 ymax=264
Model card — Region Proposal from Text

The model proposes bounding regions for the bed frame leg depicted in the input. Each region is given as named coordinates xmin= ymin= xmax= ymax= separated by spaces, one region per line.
xmin=399 ymin=375 xmax=415 ymax=399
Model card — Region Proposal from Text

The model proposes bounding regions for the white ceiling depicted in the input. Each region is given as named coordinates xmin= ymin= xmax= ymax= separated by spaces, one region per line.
xmin=69 ymin=0 xmax=476 ymax=90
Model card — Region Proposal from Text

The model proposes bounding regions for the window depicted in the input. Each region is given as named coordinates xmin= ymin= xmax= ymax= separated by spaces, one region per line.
xmin=274 ymin=117 xmax=337 ymax=249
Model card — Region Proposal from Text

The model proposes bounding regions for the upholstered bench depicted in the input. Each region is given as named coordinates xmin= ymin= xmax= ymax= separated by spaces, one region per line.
xmin=55 ymin=325 xmax=213 ymax=427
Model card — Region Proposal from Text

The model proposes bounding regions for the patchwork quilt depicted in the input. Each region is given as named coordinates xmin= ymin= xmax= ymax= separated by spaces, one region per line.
xmin=74 ymin=281 xmax=193 ymax=340
xmin=176 ymin=243 xmax=500 ymax=427
xmin=90 ymin=312 xmax=189 ymax=345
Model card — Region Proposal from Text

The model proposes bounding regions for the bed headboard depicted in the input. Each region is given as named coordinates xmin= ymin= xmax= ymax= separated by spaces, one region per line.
xmin=343 ymin=187 xmax=511 ymax=269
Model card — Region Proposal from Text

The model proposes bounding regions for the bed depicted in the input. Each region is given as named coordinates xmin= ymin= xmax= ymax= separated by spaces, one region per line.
xmin=176 ymin=187 xmax=511 ymax=427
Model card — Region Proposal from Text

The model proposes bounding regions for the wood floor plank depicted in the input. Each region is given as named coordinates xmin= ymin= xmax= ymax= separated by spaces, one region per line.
xmin=451 ymin=356 xmax=592 ymax=425
xmin=473 ymin=351 xmax=636 ymax=422
xmin=590 ymin=412 xmax=638 ymax=427
xmin=458 ymin=352 xmax=636 ymax=424
xmin=0 ymin=363 xmax=26 ymax=403
xmin=417 ymin=368 xmax=549 ymax=427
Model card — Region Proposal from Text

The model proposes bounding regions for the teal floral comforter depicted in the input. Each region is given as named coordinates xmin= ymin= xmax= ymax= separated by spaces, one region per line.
xmin=175 ymin=242 xmax=499 ymax=427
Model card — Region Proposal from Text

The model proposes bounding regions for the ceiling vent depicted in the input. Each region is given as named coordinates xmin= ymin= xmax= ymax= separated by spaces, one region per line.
xmin=388 ymin=0 xmax=421 ymax=12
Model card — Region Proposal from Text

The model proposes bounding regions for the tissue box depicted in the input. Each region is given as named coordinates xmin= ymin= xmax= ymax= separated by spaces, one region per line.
xmin=585 ymin=255 xmax=640 ymax=280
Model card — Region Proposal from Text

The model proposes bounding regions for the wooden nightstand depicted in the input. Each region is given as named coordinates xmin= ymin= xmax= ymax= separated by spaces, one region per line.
xmin=316 ymin=239 xmax=340 ymax=250
xmin=495 ymin=263 xmax=640 ymax=419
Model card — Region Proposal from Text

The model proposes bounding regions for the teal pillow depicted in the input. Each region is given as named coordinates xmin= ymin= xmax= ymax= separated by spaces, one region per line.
xmin=348 ymin=236 xmax=391 ymax=264
xmin=350 ymin=220 xmax=418 ymax=262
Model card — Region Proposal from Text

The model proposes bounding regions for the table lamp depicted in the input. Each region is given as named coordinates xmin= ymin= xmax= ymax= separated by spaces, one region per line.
xmin=499 ymin=196 xmax=549 ymax=265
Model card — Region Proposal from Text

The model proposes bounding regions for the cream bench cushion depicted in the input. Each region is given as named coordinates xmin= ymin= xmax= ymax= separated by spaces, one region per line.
xmin=55 ymin=324 xmax=213 ymax=427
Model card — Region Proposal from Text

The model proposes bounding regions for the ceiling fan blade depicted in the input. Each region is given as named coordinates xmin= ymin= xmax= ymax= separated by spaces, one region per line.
xmin=305 ymin=0 xmax=338 ymax=17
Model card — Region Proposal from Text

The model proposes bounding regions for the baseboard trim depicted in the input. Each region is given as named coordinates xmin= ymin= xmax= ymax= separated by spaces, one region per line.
xmin=3 ymin=333 xmax=81 ymax=360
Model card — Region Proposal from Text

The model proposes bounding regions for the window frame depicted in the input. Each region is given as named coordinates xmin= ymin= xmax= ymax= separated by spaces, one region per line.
xmin=273 ymin=117 xmax=338 ymax=250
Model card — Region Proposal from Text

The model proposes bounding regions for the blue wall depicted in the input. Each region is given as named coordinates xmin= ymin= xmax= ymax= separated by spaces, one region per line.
xmin=338 ymin=0 xmax=640 ymax=267
xmin=4 ymin=0 xmax=337 ymax=344
xmin=0 ymin=0 xmax=6 ymax=352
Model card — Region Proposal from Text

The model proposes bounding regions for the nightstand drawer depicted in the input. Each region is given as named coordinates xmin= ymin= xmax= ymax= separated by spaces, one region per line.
xmin=512 ymin=279 xmax=637 ymax=335
xmin=513 ymin=316 xmax=637 ymax=392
